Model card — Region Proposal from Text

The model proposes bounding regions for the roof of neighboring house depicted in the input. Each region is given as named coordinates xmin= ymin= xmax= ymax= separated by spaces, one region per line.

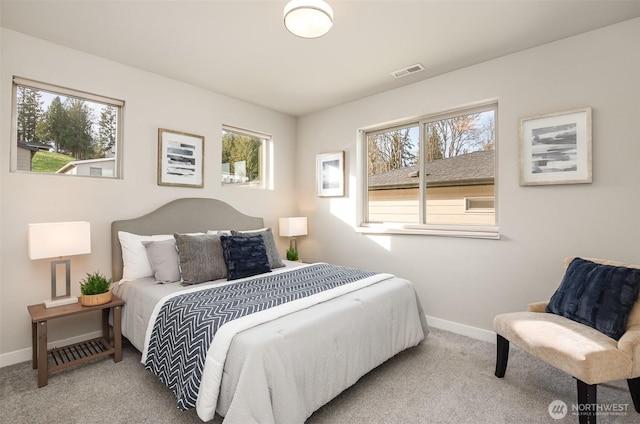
xmin=56 ymin=157 xmax=115 ymax=173
xmin=17 ymin=140 xmax=50 ymax=152
xmin=368 ymin=150 xmax=494 ymax=189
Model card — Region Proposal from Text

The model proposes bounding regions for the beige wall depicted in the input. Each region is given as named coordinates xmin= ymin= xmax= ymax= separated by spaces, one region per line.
xmin=295 ymin=19 xmax=640 ymax=337
xmin=0 ymin=28 xmax=297 ymax=363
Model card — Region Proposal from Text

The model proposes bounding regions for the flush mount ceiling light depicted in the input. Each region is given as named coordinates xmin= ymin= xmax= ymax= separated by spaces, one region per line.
xmin=284 ymin=0 xmax=333 ymax=39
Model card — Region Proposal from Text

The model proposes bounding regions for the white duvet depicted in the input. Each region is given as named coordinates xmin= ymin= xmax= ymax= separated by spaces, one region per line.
xmin=115 ymin=263 xmax=428 ymax=423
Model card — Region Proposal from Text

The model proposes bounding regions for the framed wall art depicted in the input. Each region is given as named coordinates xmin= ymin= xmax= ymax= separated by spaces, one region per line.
xmin=157 ymin=128 xmax=204 ymax=188
xmin=316 ymin=151 xmax=345 ymax=197
xmin=519 ymin=107 xmax=592 ymax=186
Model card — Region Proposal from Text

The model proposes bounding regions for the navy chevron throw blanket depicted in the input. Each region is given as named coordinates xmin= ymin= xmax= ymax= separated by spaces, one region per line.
xmin=144 ymin=263 xmax=378 ymax=410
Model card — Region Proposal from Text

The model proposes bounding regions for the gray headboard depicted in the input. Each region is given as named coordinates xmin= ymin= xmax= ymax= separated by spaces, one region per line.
xmin=111 ymin=198 xmax=264 ymax=281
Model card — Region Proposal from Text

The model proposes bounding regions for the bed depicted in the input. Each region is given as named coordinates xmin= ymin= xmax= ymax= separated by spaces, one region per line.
xmin=110 ymin=198 xmax=429 ymax=423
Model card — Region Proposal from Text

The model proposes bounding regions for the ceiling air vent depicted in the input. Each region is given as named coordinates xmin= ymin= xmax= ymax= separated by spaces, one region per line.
xmin=390 ymin=63 xmax=425 ymax=79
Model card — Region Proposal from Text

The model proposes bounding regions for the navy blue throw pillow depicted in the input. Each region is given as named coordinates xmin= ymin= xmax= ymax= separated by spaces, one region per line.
xmin=220 ymin=235 xmax=271 ymax=281
xmin=546 ymin=257 xmax=640 ymax=340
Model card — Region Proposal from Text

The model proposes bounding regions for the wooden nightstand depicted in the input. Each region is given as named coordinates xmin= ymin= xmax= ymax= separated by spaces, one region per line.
xmin=27 ymin=294 xmax=124 ymax=387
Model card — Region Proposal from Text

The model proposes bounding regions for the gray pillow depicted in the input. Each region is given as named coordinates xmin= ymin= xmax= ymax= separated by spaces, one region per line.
xmin=174 ymin=233 xmax=227 ymax=285
xmin=142 ymin=239 xmax=181 ymax=283
xmin=231 ymin=227 xmax=285 ymax=269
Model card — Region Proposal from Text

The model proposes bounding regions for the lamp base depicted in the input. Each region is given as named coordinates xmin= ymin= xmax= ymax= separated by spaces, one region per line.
xmin=44 ymin=297 xmax=78 ymax=309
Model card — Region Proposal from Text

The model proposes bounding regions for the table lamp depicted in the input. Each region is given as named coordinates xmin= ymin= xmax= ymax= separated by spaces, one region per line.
xmin=28 ymin=221 xmax=91 ymax=308
xmin=279 ymin=217 xmax=308 ymax=259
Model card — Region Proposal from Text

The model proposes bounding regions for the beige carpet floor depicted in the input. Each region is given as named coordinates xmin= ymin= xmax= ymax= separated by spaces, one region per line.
xmin=1 ymin=328 xmax=637 ymax=424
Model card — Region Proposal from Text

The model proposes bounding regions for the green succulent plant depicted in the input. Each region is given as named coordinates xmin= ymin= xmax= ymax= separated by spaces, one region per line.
xmin=79 ymin=271 xmax=112 ymax=295
xmin=286 ymin=247 xmax=299 ymax=261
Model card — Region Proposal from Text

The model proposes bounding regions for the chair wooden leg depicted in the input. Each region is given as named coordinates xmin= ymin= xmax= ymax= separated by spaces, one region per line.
xmin=577 ymin=379 xmax=597 ymax=424
xmin=628 ymin=377 xmax=640 ymax=413
xmin=495 ymin=334 xmax=509 ymax=378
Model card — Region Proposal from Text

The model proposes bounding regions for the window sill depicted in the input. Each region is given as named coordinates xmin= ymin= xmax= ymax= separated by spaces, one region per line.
xmin=356 ymin=224 xmax=500 ymax=240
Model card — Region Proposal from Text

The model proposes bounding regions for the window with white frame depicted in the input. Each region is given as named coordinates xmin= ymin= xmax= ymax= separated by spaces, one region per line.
xmin=361 ymin=102 xmax=497 ymax=238
xmin=221 ymin=125 xmax=269 ymax=187
xmin=12 ymin=77 xmax=124 ymax=178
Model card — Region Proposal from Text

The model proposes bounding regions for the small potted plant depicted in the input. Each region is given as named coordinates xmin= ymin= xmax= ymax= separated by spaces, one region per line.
xmin=286 ymin=246 xmax=299 ymax=262
xmin=79 ymin=271 xmax=113 ymax=306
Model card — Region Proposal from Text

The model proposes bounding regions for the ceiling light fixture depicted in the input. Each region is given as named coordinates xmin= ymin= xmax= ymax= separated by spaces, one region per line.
xmin=284 ymin=0 xmax=333 ymax=39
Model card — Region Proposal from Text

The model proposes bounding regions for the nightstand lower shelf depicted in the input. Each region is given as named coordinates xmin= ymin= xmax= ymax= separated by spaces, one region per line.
xmin=46 ymin=337 xmax=115 ymax=372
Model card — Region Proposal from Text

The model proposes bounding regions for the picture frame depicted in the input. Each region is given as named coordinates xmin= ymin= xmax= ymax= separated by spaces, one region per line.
xmin=157 ymin=128 xmax=204 ymax=188
xmin=519 ymin=107 xmax=592 ymax=186
xmin=316 ymin=151 xmax=345 ymax=197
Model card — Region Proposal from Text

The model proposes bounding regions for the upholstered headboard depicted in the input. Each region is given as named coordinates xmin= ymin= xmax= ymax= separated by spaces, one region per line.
xmin=111 ymin=198 xmax=264 ymax=281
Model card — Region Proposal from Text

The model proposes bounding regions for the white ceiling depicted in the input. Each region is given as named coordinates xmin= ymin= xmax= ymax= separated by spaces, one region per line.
xmin=2 ymin=1 xmax=640 ymax=117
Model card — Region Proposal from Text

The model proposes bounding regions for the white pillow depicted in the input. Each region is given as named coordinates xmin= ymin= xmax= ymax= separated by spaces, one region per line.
xmin=206 ymin=230 xmax=232 ymax=236
xmin=118 ymin=231 xmax=174 ymax=281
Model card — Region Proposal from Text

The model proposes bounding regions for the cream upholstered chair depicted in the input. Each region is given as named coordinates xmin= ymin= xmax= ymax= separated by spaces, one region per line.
xmin=494 ymin=257 xmax=640 ymax=424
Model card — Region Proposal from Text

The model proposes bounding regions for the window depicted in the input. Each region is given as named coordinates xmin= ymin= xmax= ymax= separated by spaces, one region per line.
xmin=11 ymin=77 xmax=124 ymax=178
xmin=221 ymin=125 xmax=269 ymax=188
xmin=361 ymin=102 xmax=497 ymax=238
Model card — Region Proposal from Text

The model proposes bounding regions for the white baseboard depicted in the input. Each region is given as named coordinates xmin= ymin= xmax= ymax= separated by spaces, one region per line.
xmin=0 ymin=330 xmax=103 ymax=368
xmin=426 ymin=315 xmax=496 ymax=344
xmin=1 ymin=317 xmax=496 ymax=368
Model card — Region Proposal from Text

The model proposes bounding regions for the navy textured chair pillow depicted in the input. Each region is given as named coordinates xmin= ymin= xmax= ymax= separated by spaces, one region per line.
xmin=220 ymin=235 xmax=271 ymax=281
xmin=546 ymin=257 xmax=640 ymax=340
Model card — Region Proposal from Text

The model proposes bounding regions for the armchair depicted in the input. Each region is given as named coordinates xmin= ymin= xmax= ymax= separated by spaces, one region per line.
xmin=494 ymin=257 xmax=640 ymax=424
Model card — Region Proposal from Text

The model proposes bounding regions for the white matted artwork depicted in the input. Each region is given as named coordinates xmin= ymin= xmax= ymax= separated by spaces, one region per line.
xmin=316 ymin=151 xmax=345 ymax=197
xmin=519 ymin=107 xmax=592 ymax=186
xmin=157 ymin=128 xmax=204 ymax=188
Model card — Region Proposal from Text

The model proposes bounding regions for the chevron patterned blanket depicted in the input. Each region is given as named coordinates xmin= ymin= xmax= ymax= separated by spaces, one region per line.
xmin=142 ymin=263 xmax=383 ymax=411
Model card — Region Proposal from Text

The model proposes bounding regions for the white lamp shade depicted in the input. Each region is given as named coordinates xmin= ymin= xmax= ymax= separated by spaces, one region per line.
xmin=284 ymin=0 xmax=333 ymax=39
xmin=28 ymin=221 xmax=91 ymax=260
xmin=279 ymin=217 xmax=308 ymax=237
